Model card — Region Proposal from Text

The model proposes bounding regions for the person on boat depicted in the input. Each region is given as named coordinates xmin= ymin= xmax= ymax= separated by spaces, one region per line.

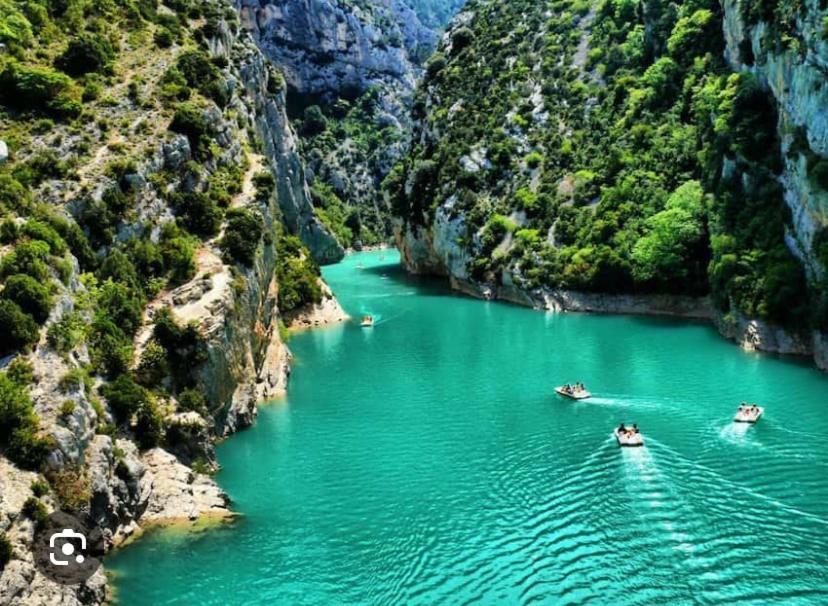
xmin=632 ymin=424 xmax=639 ymax=434
xmin=618 ymin=423 xmax=626 ymax=434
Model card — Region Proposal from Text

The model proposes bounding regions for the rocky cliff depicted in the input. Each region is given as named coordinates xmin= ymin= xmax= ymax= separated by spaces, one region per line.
xmin=721 ymin=0 xmax=828 ymax=276
xmin=237 ymin=0 xmax=457 ymax=249
xmin=237 ymin=0 xmax=436 ymax=104
xmin=0 ymin=1 xmax=345 ymax=603
xmin=391 ymin=0 xmax=828 ymax=369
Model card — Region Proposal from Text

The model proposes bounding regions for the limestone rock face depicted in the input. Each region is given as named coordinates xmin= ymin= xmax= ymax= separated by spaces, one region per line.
xmin=237 ymin=0 xmax=440 ymax=230
xmin=718 ymin=0 xmax=827 ymax=368
xmin=139 ymin=449 xmax=231 ymax=524
xmin=721 ymin=0 xmax=828 ymax=275
xmin=232 ymin=37 xmax=344 ymax=263
xmin=237 ymin=0 xmax=435 ymax=99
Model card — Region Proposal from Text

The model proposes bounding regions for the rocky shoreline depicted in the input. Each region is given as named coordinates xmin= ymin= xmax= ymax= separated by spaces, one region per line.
xmin=396 ymin=231 xmax=828 ymax=371
xmin=283 ymin=280 xmax=350 ymax=332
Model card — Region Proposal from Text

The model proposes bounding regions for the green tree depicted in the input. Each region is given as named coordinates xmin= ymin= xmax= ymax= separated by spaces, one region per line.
xmin=220 ymin=208 xmax=263 ymax=266
xmin=632 ymin=181 xmax=707 ymax=289
xmin=56 ymin=33 xmax=116 ymax=76
xmin=0 ymin=300 xmax=39 ymax=355
xmin=2 ymin=274 xmax=53 ymax=324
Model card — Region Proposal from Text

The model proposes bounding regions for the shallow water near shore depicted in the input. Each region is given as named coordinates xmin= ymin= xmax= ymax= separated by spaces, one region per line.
xmin=108 ymin=250 xmax=828 ymax=604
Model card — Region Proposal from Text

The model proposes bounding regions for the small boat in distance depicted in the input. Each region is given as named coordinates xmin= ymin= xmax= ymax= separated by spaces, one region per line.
xmin=734 ymin=403 xmax=764 ymax=424
xmin=555 ymin=383 xmax=592 ymax=400
xmin=361 ymin=315 xmax=375 ymax=328
xmin=615 ymin=424 xmax=644 ymax=447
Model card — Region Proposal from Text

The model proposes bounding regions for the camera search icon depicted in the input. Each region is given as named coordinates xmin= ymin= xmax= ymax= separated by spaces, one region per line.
xmin=32 ymin=511 xmax=103 ymax=585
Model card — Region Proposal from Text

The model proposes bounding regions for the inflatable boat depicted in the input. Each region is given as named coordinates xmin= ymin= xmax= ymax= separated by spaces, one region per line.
xmin=734 ymin=406 xmax=764 ymax=424
xmin=361 ymin=315 xmax=375 ymax=328
xmin=615 ymin=428 xmax=644 ymax=447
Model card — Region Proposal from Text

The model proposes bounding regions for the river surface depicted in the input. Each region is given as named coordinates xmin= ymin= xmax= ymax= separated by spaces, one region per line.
xmin=109 ymin=250 xmax=828 ymax=604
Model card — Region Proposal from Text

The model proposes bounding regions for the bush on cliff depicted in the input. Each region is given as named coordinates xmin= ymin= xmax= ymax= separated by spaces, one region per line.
xmin=0 ymin=373 xmax=52 ymax=471
xmin=169 ymin=102 xmax=211 ymax=153
xmin=56 ymin=33 xmax=116 ymax=76
xmin=169 ymin=191 xmax=222 ymax=237
xmin=0 ymin=63 xmax=81 ymax=118
xmin=152 ymin=307 xmax=208 ymax=390
xmin=0 ymin=300 xmax=39 ymax=356
xmin=1 ymin=274 xmax=54 ymax=324
xmin=46 ymin=466 xmax=91 ymax=513
xmin=21 ymin=497 xmax=48 ymax=526
xmin=175 ymin=49 xmax=227 ymax=106
xmin=100 ymin=374 xmax=149 ymax=422
xmin=220 ymin=208 xmax=263 ymax=266
xmin=276 ymin=235 xmax=322 ymax=313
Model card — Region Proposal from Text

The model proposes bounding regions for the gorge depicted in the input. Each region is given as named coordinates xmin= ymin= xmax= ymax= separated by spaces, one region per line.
xmin=0 ymin=0 xmax=827 ymax=603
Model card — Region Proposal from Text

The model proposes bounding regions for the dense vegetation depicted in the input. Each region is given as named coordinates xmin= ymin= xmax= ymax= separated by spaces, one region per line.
xmin=0 ymin=0 xmax=331 ymax=483
xmin=388 ymin=0 xmax=827 ymax=331
xmin=298 ymin=87 xmax=402 ymax=249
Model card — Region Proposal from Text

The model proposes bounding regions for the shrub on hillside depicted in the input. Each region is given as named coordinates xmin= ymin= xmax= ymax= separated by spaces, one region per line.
xmin=21 ymin=497 xmax=48 ymax=526
xmin=152 ymin=308 xmax=208 ymax=389
xmin=100 ymin=374 xmax=149 ymax=422
xmin=425 ymin=53 xmax=447 ymax=80
xmin=1 ymin=240 xmax=51 ymax=282
xmin=0 ymin=1 xmax=33 ymax=51
xmin=301 ymin=105 xmax=327 ymax=136
xmin=134 ymin=401 xmax=165 ymax=449
xmin=96 ymin=280 xmax=144 ymax=337
xmin=169 ymin=102 xmax=211 ymax=151
xmin=275 ymin=236 xmax=322 ymax=313
xmin=46 ymin=466 xmax=90 ymax=513
xmin=0 ymin=174 xmax=31 ymax=214
xmin=176 ymin=50 xmax=219 ymax=88
xmin=47 ymin=311 xmax=86 ymax=354
xmin=175 ymin=49 xmax=227 ymax=105
xmin=56 ymin=33 xmax=116 ymax=76
xmin=135 ymin=340 xmax=168 ymax=388
xmin=177 ymin=388 xmax=208 ymax=415
xmin=159 ymin=224 xmax=197 ymax=284
xmin=88 ymin=318 xmax=133 ymax=378
xmin=0 ymin=373 xmax=51 ymax=470
xmin=169 ymin=191 xmax=222 ymax=237
xmin=0 ymin=63 xmax=81 ymax=117
xmin=1 ymin=274 xmax=53 ymax=324
xmin=159 ymin=66 xmax=192 ymax=101
xmin=21 ymin=220 xmax=67 ymax=255
xmin=220 ymin=208 xmax=263 ymax=266
xmin=0 ymin=300 xmax=39 ymax=356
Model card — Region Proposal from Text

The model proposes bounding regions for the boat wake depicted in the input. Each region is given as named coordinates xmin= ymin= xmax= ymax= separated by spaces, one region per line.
xmin=646 ymin=437 xmax=828 ymax=529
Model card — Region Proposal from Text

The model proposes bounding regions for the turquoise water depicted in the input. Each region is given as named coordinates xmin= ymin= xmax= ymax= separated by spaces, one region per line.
xmin=109 ymin=250 xmax=828 ymax=604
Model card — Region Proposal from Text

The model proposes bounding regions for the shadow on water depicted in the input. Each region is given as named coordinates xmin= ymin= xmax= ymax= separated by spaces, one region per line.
xmin=361 ymin=262 xmax=462 ymax=300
